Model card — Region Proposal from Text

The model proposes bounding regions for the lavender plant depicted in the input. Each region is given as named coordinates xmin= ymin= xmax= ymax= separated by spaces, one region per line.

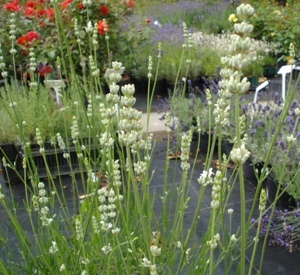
xmin=245 ymin=81 xmax=300 ymax=203
xmin=253 ymin=208 xmax=300 ymax=252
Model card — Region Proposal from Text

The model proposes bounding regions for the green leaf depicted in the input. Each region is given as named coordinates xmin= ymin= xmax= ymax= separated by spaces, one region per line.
xmin=79 ymin=30 xmax=86 ymax=39
xmin=47 ymin=50 xmax=56 ymax=59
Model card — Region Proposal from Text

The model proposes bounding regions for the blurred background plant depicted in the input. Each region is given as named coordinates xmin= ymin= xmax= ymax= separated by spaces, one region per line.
xmin=249 ymin=0 xmax=300 ymax=64
xmin=0 ymin=81 xmax=111 ymax=145
xmin=0 ymin=83 xmax=67 ymax=144
xmin=244 ymin=90 xmax=300 ymax=202
xmin=0 ymin=0 xmax=135 ymax=82
xmin=253 ymin=208 xmax=300 ymax=253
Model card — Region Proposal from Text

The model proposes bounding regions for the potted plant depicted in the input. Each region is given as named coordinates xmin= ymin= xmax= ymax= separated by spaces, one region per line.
xmin=0 ymin=79 xmax=115 ymax=183
xmin=244 ymin=90 xmax=300 ymax=206
xmin=262 ymin=53 xmax=277 ymax=77
xmin=158 ymin=79 xmax=219 ymax=155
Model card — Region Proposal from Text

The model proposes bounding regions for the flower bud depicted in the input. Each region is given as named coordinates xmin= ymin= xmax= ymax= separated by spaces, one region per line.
xmin=236 ymin=3 xmax=255 ymax=19
xmin=259 ymin=188 xmax=267 ymax=212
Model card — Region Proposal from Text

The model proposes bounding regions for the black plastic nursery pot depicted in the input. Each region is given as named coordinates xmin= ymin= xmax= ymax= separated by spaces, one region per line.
xmin=220 ymin=139 xmax=233 ymax=156
xmin=0 ymin=143 xmax=23 ymax=183
xmin=265 ymin=175 xmax=297 ymax=211
xmin=292 ymin=68 xmax=300 ymax=81
xmin=0 ymin=139 xmax=100 ymax=184
xmin=243 ymin=158 xmax=267 ymax=187
xmin=248 ymin=76 xmax=259 ymax=91
xmin=263 ymin=66 xmax=277 ymax=77
xmin=132 ymin=78 xmax=168 ymax=97
xmin=192 ymin=132 xmax=218 ymax=155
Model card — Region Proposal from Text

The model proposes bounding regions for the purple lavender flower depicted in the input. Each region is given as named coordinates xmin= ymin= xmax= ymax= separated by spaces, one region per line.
xmin=279 ymin=140 xmax=285 ymax=150
xmin=254 ymin=208 xmax=300 ymax=251
xmin=291 ymin=99 xmax=298 ymax=110
xmin=254 ymin=119 xmax=265 ymax=128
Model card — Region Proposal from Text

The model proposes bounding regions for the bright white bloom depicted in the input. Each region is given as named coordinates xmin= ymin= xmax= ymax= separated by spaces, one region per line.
xmin=227 ymin=208 xmax=234 ymax=215
xmin=214 ymin=233 xmax=220 ymax=241
xmin=112 ymin=227 xmax=120 ymax=235
xmin=101 ymin=243 xmax=112 ymax=254
xmin=57 ymin=133 xmax=66 ymax=150
xmin=49 ymin=241 xmax=58 ymax=254
xmin=253 ymin=237 xmax=259 ymax=243
xmin=141 ymin=257 xmax=151 ymax=268
xmin=230 ymin=143 xmax=250 ymax=165
xmin=230 ymin=234 xmax=237 ymax=242
xmin=236 ymin=3 xmax=255 ymax=19
xmin=198 ymin=168 xmax=214 ymax=186
xmin=150 ymin=264 xmax=158 ymax=275
xmin=287 ymin=135 xmax=296 ymax=143
xmin=234 ymin=21 xmax=253 ymax=34
xmin=59 ymin=264 xmax=66 ymax=271
xmin=85 ymin=21 xmax=93 ymax=33
xmin=180 ymin=131 xmax=192 ymax=171
xmin=150 ymin=245 xmax=161 ymax=257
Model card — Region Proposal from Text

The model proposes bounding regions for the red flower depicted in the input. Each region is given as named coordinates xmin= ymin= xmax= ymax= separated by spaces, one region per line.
xmin=24 ymin=7 xmax=35 ymax=17
xmin=59 ymin=0 xmax=72 ymax=9
xmin=21 ymin=49 xmax=29 ymax=55
xmin=3 ymin=0 xmax=22 ymax=12
xmin=17 ymin=36 xmax=28 ymax=46
xmin=97 ymin=20 xmax=109 ymax=35
xmin=44 ymin=8 xmax=54 ymax=18
xmin=36 ymin=65 xmax=52 ymax=77
xmin=36 ymin=9 xmax=47 ymax=17
xmin=127 ymin=0 xmax=134 ymax=8
xmin=25 ymin=31 xmax=39 ymax=42
xmin=77 ymin=3 xmax=83 ymax=9
xmin=25 ymin=1 xmax=36 ymax=9
xmin=100 ymin=5 xmax=109 ymax=16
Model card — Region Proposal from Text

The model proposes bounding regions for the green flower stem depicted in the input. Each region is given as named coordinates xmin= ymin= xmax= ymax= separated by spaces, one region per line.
xmin=187 ymin=129 xmax=203 ymax=197
xmin=162 ymin=133 xmax=171 ymax=229
xmin=172 ymin=169 xmax=188 ymax=241
xmin=125 ymin=146 xmax=151 ymax=256
xmin=248 ymin=210 xmax=263 ymax=275
xmin=146 ymin=54 xmax=161 ymax=133
xmin=106 ymin=239 xmax=131 ymax=275
xmin=173 ymin=44 xmax=186 ymax=95
xmin=234 ymin=92 xmax=246 ymax=274
xmin=176 ymin=185 xmax=207 ymax=274
xmin=0 ymin=260 xmax=9 ymax=275
xmin=105 ymin=35 xmax=111 ymax=68
xmin=204 ymin=103 xmax=215 ymax=169
xmin=10 ymin=40 xmax=17 ymax=81
xmin=209 ymin=209 xmax=216 ymax=275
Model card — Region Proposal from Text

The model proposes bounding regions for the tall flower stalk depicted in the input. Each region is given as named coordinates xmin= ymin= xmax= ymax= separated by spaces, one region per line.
xmin=215 ymin=4 xmax=254 ymax=273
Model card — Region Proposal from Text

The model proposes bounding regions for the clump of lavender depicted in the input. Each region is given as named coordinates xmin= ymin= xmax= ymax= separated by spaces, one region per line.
xmin=252 ymin=208 xmax=300 ymax=253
